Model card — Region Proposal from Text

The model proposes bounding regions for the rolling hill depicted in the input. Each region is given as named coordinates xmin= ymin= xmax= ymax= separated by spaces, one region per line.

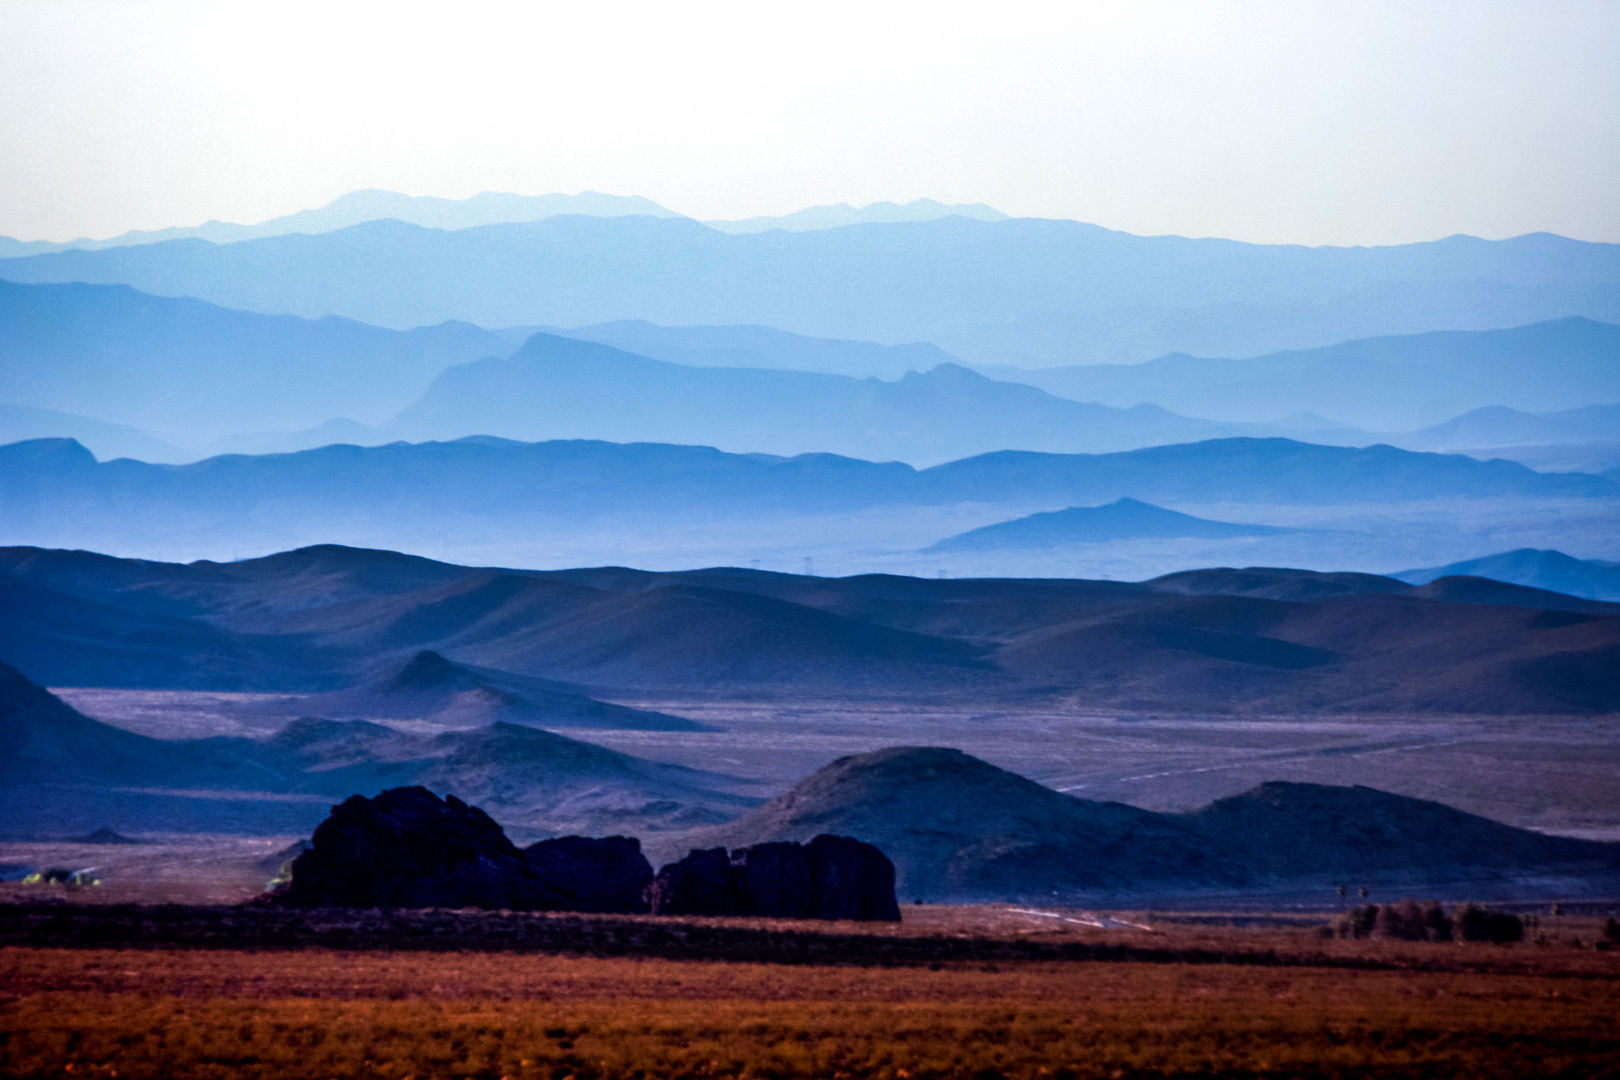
xmin=4 ymin=214 xmax=1616 ymax=366
xmin=1396 ymin=549 xmax=1620 ymax=602
xmin=0 ymin=658 xmax=759 ymax=839
xmin=275 ymin=649 xmax=708 ymax=731
xmin=2 ymin=544 xmax=1617 ymax=714
xmin=926 ymin=498 xmax=1296 ymax=552
xmin=688 ymin=747 xmax=1620 ymax=903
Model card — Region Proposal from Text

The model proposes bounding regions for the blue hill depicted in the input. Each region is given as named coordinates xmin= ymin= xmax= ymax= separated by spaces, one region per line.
xmin=925 ymin=498 xmax=1296 ymax=552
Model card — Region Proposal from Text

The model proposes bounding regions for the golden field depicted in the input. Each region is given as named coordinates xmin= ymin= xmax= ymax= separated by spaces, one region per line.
xmin=4 ymin=924 xmax=1619 ymax=1080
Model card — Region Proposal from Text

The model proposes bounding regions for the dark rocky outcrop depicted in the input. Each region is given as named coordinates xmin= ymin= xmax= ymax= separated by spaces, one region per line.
xmin=272 ymin=786 xmax=556 ymax=909
xmin=270 ymin=786 xmax=649 ymax=912
xmin=524 ymin=835 xmax=652 ymax=914
xmin=805 ymin=834 xmax=900 ymax=920
xmin=645 ymin=836 xmax=899 ymax=921
xmin=733 ymin=841 xmax=813 ymax=917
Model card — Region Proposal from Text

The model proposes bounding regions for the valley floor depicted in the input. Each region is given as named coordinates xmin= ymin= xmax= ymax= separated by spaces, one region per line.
xmin=46 ymin=690 xmax=1620 ymax=867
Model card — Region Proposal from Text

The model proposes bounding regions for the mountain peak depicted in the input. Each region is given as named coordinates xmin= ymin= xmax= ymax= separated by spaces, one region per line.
xmin=385 ymin=650 xmax=480 ymax=692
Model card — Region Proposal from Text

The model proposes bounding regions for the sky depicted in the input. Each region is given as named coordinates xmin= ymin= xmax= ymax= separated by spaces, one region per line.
xmin=1 ymin=0 xmax=1617 ymax=247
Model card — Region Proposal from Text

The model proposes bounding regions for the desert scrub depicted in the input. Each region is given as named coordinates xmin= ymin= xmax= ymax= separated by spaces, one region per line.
xmin=3 ymin=949 xmax=1619 ymax=1078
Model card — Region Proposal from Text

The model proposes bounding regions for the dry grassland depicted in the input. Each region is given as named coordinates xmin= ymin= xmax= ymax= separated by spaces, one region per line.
xmin=4 ymin=939 xmax=1619 ymax=1080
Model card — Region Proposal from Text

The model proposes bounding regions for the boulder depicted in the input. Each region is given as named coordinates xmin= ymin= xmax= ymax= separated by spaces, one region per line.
xmin=273 ymin=787 xmax=651 ymax=912
xmin=644 ymin=847 xmax=738 ymax=916
xmin=733 ymin=841 xmax=813 ymax=917
xmin=272 ymin=786 xmax=562 ymax=909
xmin=524 ymin=835 xmax=653 ymax=914
xmin=645 ymin=835 xmax=899 ymax=921
xmin=806 ymin=834 xmax=901 ymax=921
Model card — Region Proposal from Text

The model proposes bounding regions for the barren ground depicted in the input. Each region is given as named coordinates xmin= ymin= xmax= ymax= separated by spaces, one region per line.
xmin=3 ymin=909 xmax=1618 ymax=1079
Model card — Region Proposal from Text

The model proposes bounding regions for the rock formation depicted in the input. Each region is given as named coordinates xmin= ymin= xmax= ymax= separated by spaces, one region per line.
xmin=270 ymin=785 xmax=651 ymax=911
xmin=645 ymin=836 xmax=899 ymax=921
xmin=524 ymin=835 xmax=653 ymax=914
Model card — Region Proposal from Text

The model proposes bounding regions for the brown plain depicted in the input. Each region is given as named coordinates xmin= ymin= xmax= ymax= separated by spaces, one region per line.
xmin=4 ymin=913 xmax=1618 ymax=1079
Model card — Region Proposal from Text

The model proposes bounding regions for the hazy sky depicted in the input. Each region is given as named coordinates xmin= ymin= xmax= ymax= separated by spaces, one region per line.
xmin=2 ymin=0 xmax=1617 ymax=246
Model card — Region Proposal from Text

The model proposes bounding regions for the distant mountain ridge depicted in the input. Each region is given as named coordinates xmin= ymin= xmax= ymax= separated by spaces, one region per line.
xmin=0 ymin=192 xmax=1005 ymax=256
xmin=0 ymin=190 xmax=682 ymax=257
xmin=4 ymin=215 xmax=1614 ymax=366
xmin=3 ymin=436 xmax=1612 ymax=565
xmin=1393 ymin=404 xmax=1620 ymax=453
xmin=976 ymin=318 xmax=1620 ymax=430
xmin=4 ymin=277 xmax=1615 ymax=463
xmin=0 ymin=279 xmax=510 ymax=447
xmin=520 ymin=320 xmax=962 ymax=379
xmin=389 ymin=332 xmax=1287 ymax=464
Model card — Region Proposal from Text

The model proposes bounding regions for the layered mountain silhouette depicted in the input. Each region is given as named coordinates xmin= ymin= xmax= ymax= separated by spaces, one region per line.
xmin=0 ymin=402 xmax=183 ymax=462
xmin=6 ymin=276 xmax=1615 ymax=462
xmin=926 ymin=498 xmax=1296 ymax=552
xmin=528 ymin=320 xmax=961 ymax=379
xmin=2 ymin=544 xmax=1617 ymax=714
xmin=4 ymin=215 xmax=1616 ymax=365
xmin=0 ymin=658 xmax=757 ymax=838
xmin=1397 ymin=549 xmax=1620 ymax=602
xmin=390 ymin=333 xmax=1278 ymax=463
xmin=691 ymin=747 xmax=1620 ymax=903
xmin=0 ymin=279 xmax=508 ymax=447
xmin=1392 ymin=403 xmax=1620 ymax=453
xmin=4 ymin=437 xmax=1612 ymax=563
xmin=980 ymin=318 xmax=1620 ymax=430
xmin=0 ymin=190 xmax=681 ymax=257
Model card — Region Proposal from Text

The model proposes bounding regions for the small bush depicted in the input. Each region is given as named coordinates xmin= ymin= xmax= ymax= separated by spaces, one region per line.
xmin=1372 ymin=899 xmax=1452 ymax=941
xmin=1336 ymin=904 xmax=1379 ymax=939
xmin=1343 ymin=901 xmax=1453 ymax=942
xmin=1604 ymin=917 xmax=1620 ymax=944
xmin=1455 ymin=903 xmax=1523 ymax=944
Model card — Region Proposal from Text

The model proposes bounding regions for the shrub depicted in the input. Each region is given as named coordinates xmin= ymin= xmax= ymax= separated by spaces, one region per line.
xmin=1371 ymin=899 xmax=1452 ymax=941
xmin=1336 ymin=905 xmax=1379 ymax=939
xmin=1455 ymin=903 xmax=1523 ymax=943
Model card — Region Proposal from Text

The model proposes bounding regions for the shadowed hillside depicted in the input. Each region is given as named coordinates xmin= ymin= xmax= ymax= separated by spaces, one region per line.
xmin=261 ymin=650 xmax=709 ymax=731
xmin=0 ymin=661 xmax=759 ymax=838
xmin=689 ymin=748 xmax=1620 ymax=904
xmin=689 ymin=747 xmax=1244 ymax=902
